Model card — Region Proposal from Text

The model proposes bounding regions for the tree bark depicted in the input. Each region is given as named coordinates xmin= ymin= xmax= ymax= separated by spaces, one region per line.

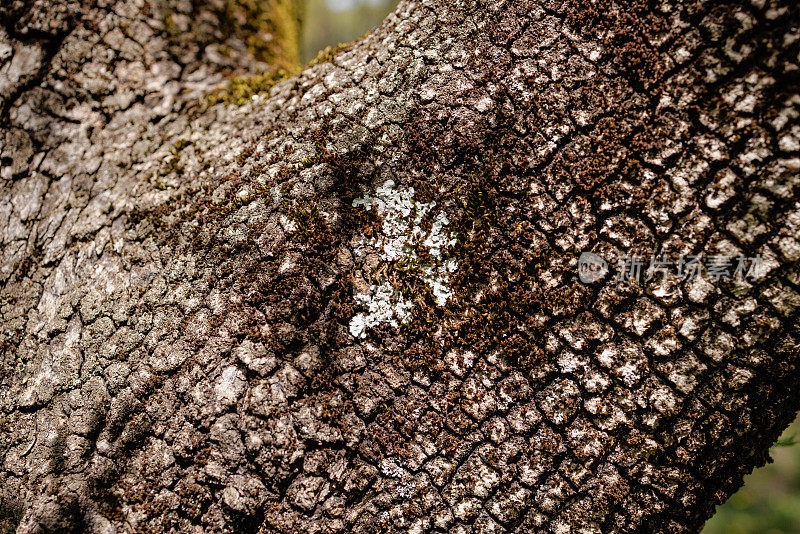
xmin=1 ymin=0 xmax=799 ymax=533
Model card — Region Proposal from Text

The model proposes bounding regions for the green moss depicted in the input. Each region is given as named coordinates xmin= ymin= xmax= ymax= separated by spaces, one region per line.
xmin=163 ymin=0 xmax=302 ymax=68
xmin=286 ymin=200 xmax=333 ymax=254
xmin=269 ymin=0 xmax=304 ymax=70
xmin=163 ymin=13 xmax=179 ymax=36
xmin=385 ymin=108 xmax=589 ymax=374
xmin=307 ymin=41 xmax=352 ymax=68
xmin=217 ymin=0 xmax=304 ymax=70
xmin=305 ymin=24 xmax=377 ymax=68
xmin=96 ymin=490 xmax=125 ymax=523
xmin=204 ymin=68 xmax=293 ymax=106
xmin=170 ymin=139 xmax=192 ymax=155
xmin=184 ymin=0 xmax=305 ymax=106
xmin=201 ymin=1 xmax=387 ymax=106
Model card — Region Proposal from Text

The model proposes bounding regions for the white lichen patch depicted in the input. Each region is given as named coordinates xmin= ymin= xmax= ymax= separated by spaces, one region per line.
xmin=617 ymin=362 xmax=641 ymax=387
xmin=396 ymin=481 xmax=417 ymax=498
xmin=349 ymin=282 xmax=413 ymax=339
xmin=380 ymin=458 xmax=404 ymax=478
xmin=349 ymin=180 xmax=457 ymax=339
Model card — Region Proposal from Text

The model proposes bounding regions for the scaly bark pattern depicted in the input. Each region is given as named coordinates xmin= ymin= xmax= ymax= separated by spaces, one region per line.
xmin=1 ymin=0 xmax=799 ymax=533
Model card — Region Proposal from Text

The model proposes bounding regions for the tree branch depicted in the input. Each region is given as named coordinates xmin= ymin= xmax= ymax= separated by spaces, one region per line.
xmin=1 ymin=0 xmax=799 ymax=532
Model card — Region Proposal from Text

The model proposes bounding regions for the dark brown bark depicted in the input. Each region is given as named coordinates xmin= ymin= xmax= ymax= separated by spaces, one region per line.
xmin=1 ymin=0 xmax=799 ymax=533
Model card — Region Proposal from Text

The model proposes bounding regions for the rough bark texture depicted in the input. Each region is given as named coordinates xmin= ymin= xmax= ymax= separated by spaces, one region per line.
xmin=1 ymin=0 xmax=800 ymax=533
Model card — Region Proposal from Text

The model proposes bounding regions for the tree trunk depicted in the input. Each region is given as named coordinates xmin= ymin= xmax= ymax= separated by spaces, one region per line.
xmin=1 ymin=0 xmax=799 ymax=532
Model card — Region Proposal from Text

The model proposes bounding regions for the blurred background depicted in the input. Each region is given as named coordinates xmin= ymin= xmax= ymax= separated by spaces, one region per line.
xmin=704 ymin=417 xmax=800 ymax=534
xmin=300 ymin=2 xmax=800 ymax=532
xmin=301 ymin=0 xmax=398 ymax=62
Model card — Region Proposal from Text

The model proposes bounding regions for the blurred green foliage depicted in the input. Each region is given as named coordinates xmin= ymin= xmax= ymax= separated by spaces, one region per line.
xmin=704 ymin=418 xmax=800 ymax=534
xmin=301 ymin=0 xmax=398 ymax=63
